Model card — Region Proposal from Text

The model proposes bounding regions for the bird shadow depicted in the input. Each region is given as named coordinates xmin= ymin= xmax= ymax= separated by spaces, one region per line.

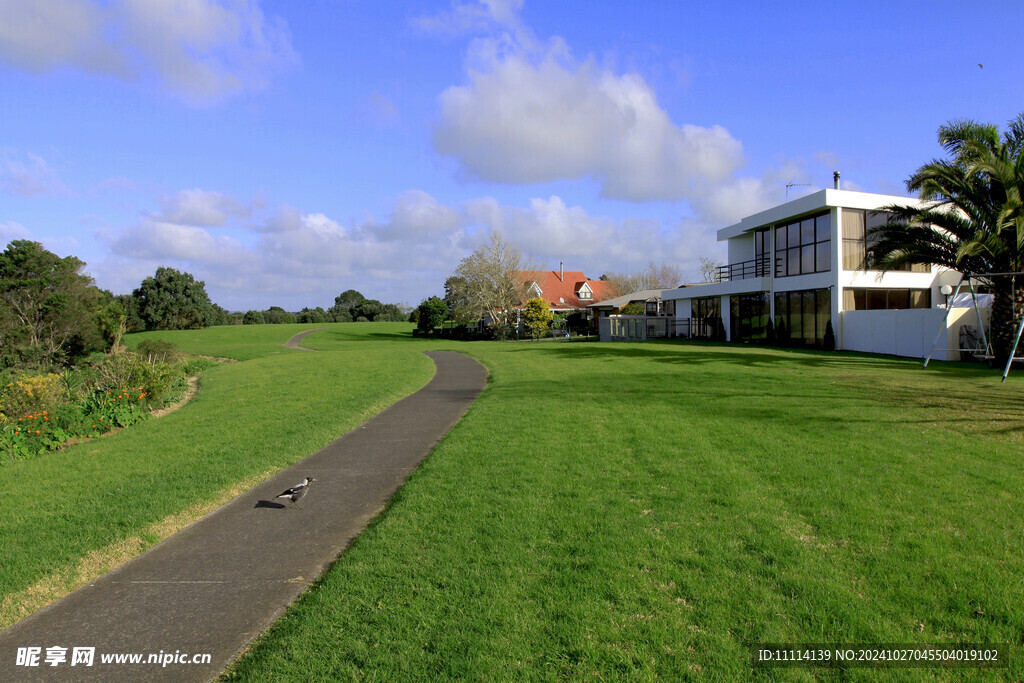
xmin=254 ymin=500 xmax=286 ymax=509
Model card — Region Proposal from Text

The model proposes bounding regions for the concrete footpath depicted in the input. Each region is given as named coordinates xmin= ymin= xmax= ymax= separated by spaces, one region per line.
xmin=0 ymin=351 xmax=487 ymax=682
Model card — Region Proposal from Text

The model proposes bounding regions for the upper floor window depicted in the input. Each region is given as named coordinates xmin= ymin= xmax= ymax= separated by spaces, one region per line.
xmin=754 ymin=228 xmax=770 ymax=259
xmin=775 ymin=212 xmax=831 ymax=277
xmin=842 ymin=209 xmax=929 ymax=272
xmin=577 ymin=287 xmax=592 ymax=300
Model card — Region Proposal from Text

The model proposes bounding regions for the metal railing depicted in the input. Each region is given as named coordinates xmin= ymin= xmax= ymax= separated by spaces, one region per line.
xmin=714 ymin=257 xmax=773 ymax=282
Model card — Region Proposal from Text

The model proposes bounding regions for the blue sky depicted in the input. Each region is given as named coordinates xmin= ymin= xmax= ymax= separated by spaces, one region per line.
xmin=2 ymin=0 xmax=1022 ymax=312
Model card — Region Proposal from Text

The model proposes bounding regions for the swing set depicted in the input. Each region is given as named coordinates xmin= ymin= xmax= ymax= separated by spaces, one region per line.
xmin=923 ymin=271 xmax=1024 ymax=382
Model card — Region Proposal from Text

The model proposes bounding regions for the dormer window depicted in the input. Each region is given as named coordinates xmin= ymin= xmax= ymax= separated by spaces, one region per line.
xmin=577 ymin=283 xmax=593 ymax=300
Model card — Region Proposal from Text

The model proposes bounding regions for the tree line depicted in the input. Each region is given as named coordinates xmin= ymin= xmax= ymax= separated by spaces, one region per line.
xmin=0 ymin=240 xmax=409 ymax=369
xmin=232 ymin=290 xmax=408 ymax=326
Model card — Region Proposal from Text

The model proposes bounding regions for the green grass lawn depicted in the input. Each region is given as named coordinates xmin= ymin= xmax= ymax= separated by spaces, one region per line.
xmin=227 ymin=329 xmax=1022 ymax=682
xmin=3 ymin=323 xmax=1022 ymax=680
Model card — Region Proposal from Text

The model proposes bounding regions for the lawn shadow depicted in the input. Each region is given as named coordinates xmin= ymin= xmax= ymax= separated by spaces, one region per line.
xmin=254 ymin=500 xmax=286 ymax=509
xmin=528 ymin=337 xmax=1007 ymax=378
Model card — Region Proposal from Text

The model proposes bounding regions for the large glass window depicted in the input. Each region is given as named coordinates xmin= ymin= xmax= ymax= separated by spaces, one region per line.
xmin=842 ymin=288 xmax=931 ymax=310
xmin=691 ymin=296 xmax=721 ymax=340
xmin=842 ymin=209 xmax=929 ymax=272
xmin=730 ymin=293 xmax=769 ymax=342
xmin=774 ymin=288 xmax=831 ymax=346
xmin=775 ymin=212 xmax=831 ymax=277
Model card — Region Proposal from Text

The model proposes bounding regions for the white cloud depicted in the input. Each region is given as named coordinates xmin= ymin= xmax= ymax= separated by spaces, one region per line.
xmin=461 ymin=195 xmax=703 ymax=278
xmin=0 ymin=0 xmax=296 ymax=103
xmin=384 ymin=190 xmax=464 ymax=238
xmin=0 ymin=221 xmax=31 ymax=244
xmin=1 ymin=152 xmax=73 ymax=197
xmin=413 ymin=0 xmax=528 ymax=40
xmin=157 ymin=188 xmax=251 ymax=226
xmin=90 ymin=186 xmax=730 ymax=310
xmin=109 ymin=217 xmax=255 ymax=265
xmin=433 ymin=35 xmax=745 ymax=202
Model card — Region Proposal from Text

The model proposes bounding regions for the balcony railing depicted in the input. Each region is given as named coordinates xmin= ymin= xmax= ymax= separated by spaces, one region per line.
xmin=714 ymin=257 xmax=774 ymax=282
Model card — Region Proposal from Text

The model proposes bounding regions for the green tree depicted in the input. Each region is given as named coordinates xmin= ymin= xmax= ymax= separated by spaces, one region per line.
xmin=872 ymin=114 xmax=1024 ymax=362
xmin=207 ymin=303 xmax=228 ymax=327
xmin=331 ymin=307 xmax=353 ymax=323
xmin=263 ymin=306 xmax=296 ymax=324
xmin=133 ymin=267 xmax=218 ymax=330
xmin=115 ymin=293 xmax=145 ymax=332
xmin=417 ymin=296 xmax=448 ymax=333
xmin=96 ymin=293 xmax=128 ymax=353
xmin=297 ymin=307 xmax=328 ymax=323
xmin=523 ymin=297 xmax=552 ymax=340
xmin=444 ymin=275 xmax=475 ymax=326
xmin=328 ymin=290 xmax=364 ymax=321
xmin=335 ymin=289 xmax=365 ymax=308
xmin=352 ymin=299 xmax=383 ymax=321
xmin=0 ymin=240 xmax=104 ymax=366
xmin=376 ymin=303 xmax=406 ymax=322
xmin=451 ymin=231 xmax=535 ymax=339
xmin=243 ymin=310 xmax=266 ymax=325
xmin=620 ymin=302 xmax=644 ymax=315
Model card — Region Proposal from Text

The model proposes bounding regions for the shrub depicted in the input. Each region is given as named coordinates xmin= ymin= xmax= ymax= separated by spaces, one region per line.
xmin=1 ymin=373 xmax=65 ymax=421
xmin=823 ymin=320 xmax=836 ymax=351
xmin=136 ymin=339 xmax=179 ymax=363
xmin=92 ymin=352 xmax=177 ymax=406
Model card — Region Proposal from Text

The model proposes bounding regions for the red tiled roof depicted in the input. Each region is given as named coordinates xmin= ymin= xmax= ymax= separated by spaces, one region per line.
xmin=515 ymin=270 xmax=615 ymax=310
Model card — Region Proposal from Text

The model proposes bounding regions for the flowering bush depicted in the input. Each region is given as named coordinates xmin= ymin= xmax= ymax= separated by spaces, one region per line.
xmin=1 ymin=387 xmax=151 ymax=460
xmin=0 ymin=342 xmax=207 ymax=461
xmin=1 ymin=373 xmax=64 ymax=422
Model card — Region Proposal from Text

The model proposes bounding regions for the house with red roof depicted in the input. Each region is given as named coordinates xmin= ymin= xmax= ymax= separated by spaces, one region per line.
xmin=511 ymin=266 xmax=616 ymax=333
xmin=516 ymin=267 xmax=615 ymax=313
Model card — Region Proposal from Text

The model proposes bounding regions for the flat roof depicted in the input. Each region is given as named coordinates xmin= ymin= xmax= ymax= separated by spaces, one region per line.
xmin=716 ymin=188 xmax=921 ymax=241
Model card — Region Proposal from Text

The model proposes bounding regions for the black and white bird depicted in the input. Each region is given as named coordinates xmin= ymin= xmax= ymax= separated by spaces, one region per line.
xmin=276 ymin=477 xmax=316 ymax=506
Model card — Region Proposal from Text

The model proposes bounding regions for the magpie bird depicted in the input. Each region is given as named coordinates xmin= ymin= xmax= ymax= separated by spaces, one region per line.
xmin=276 ymin=477 xmax=316 ymax=506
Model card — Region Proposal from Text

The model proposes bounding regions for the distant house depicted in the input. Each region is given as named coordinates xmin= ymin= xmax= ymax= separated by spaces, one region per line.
xmin=589 ymin=288 xmax=678 ymax=341
xmin=588 ymin=289 xmax=669 ymax=317
xmin=513 ymin=267 xmax=615 ymax=332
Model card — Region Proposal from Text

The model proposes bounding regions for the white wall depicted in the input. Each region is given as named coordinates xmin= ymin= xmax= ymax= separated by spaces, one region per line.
xmin=840 ymin=307 xmax=989 ymax=361
xmin=727 ymin=233 xmax=755 ymax=264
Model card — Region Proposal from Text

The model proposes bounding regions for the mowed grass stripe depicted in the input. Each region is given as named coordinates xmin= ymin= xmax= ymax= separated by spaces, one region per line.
xmin=223 ymin=336 xmax=1023 ymax=681
xmin=0 ymin=328 xmax=435 ymax=625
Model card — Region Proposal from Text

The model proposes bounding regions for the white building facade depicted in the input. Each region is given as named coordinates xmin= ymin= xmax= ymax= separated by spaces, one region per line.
xmin=663 ymin=187 xmax=983 ymax=360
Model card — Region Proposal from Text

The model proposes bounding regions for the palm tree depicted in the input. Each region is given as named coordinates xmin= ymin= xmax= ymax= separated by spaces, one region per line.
xmin=871 ymin=114 xmax=1024 ymax=363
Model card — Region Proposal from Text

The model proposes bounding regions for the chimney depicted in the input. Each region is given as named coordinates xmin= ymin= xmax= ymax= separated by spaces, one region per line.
xmin=559 ymin=261 xmax=563 ymax=281
xmin=833 ymin=171 xmax=841 ymax=190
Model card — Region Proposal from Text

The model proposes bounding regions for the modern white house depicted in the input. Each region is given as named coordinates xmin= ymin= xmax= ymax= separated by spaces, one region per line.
xmin=662 ymin=177 xmax=986 ymax=360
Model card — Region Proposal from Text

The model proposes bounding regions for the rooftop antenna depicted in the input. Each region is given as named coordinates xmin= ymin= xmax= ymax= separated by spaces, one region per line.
xmin=785 ymin=182 xmax=811 ymax=201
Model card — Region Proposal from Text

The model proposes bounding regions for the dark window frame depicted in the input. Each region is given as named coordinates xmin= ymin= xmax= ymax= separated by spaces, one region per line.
xmin=775 ymin=212 xmax=831 ymax=278
xmin=774 ymin=288 xmax=831 ymax=347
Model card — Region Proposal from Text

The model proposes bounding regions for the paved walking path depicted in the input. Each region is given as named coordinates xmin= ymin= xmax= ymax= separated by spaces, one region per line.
xmin=283 ymin=328 xmax=326 ymax=351
xmin=0 ymin=351 xmax=487 ymax=682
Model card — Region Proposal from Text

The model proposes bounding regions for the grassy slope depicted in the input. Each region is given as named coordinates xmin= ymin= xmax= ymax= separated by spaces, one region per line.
xmin=0 ymin=323 xmax=435 ymax=622
xmin=224 ymin=334 xmax=1024 ymax=682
